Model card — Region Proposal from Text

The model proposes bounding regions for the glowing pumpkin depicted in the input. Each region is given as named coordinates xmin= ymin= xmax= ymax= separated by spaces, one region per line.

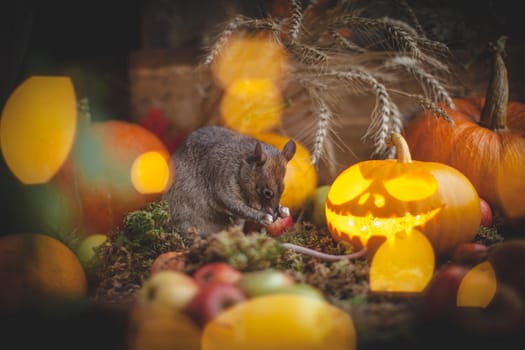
xmin=325 ymin=132 xmax=481 ymax=257
xmin=254 ymin=132 xmax=318 ymax=213
xmin=0 ymin=76 xmax=77 ymax=184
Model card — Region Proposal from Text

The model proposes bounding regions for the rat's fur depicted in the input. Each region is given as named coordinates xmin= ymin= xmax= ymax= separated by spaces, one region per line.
xmin=163 ymin=126 xmax=296 ymax=236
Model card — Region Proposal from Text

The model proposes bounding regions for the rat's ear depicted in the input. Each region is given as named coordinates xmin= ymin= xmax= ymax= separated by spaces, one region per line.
xmin=253 ymin=142 xmax=267 ymax=165
xmin=281 ymin=140 xmax=296 ymax=161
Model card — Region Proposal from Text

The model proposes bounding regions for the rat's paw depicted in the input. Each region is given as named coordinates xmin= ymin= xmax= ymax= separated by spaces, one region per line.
xmin=278 ymin=205 xmax=290 ymax=218
xmin=261 ymin=213 xmax=274 ymax=226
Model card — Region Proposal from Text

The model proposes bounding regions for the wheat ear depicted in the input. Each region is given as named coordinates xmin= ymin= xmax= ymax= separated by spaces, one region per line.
xmin=385 ymin=56 xmax=456 ymax=109
xmin=311 ymin=99 xmax=332 ymax=165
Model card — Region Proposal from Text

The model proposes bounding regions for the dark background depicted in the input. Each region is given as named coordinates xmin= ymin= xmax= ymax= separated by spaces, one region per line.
xmin=1 ymin=0 xmax=524 ymax=235
xmin=0 ymin=2 xmax=523 ymax=347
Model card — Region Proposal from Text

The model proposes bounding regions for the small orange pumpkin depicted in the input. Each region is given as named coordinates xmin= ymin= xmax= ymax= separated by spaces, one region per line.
xmin=0 ymin=233 xmax=87 ymax=310
xmin=403 ymin=37 xmax=525 ymax=221
xmin=325 ymin=132 xmax=481 ymax=258
xmin=54 ymin=120 xmax=173 ymax=236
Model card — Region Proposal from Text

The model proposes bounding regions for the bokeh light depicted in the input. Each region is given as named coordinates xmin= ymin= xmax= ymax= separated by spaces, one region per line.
xmin=457 ymin=261 xmax=497 ymax=308
xmin=369 ymin=229 xmax=435 ymax=292
xmin=221 ymin=78 xmax=283 ymax=135
xmin=211 ymin=32 xmax=289 ymax=88
xmin=131 ymin=151 xmax=171 ymax=194
xmin=0 ymin=76 xmax=77 ymax=184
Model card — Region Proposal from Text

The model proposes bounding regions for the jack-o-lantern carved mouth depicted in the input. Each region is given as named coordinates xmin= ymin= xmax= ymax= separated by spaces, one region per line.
xmin=326 ymin=204 xmax=442 ymax=246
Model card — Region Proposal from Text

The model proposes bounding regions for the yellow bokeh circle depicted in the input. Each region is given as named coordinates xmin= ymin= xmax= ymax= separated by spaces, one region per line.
xmin=221 ymin=79 xmax=283 ymax=135
xmin=131 ymin=151 xmax=172 ymax=194
xmin=211 ymin=33 xmax=288 ymax=88
xmin=0 ymin=76 xmax=77 ymax=184
xmin=369 ymin=229 xmax=435 ymax=293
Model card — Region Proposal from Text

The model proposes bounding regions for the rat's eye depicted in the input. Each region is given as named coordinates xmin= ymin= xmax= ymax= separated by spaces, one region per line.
xmin=261 ymin=187 xmax=274 ymax=199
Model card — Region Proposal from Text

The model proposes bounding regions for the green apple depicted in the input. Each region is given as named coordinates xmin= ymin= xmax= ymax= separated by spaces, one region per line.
xmin=307 ymin=185 xmax=330 ymax=226
xmin=76 ymin=233 xmax=108 ymax=267
xmin=271 ymin=282 xmax=325 ymax=301
xmin=138 ymin=270 xmax=200 ymax=311
xmin=236 ymin=269 xmax=294 ymax=297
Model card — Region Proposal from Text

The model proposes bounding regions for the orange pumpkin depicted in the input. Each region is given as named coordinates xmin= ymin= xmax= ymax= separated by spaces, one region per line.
xmin=0 ymin=233 xmax=87 ymax=310
xmin=54 ymin=120 xmax=173 ymax=236
xmin=325 ymin=133 xmax=481 ymax=258
xmin=403 ymin=37 xmax=525 ymax=221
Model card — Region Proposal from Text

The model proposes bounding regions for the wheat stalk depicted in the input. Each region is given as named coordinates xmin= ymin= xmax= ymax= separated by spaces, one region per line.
xmin=202 ymin=0 xmax=458 ymax=169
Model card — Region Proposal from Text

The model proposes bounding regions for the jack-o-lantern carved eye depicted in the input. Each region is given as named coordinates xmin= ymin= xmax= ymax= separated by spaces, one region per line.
xmin=383 ymin=170 xmax=438 ymax=201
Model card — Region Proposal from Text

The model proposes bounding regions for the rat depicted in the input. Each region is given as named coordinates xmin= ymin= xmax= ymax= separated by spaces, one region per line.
xmin=163 ymin=125 xmax=296 ymax=236
xmin=163 ymin=125 xmax=367 ymax=261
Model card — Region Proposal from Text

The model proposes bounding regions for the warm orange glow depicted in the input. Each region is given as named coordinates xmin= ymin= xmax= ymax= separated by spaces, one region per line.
xmin=325 ymin=160 xmax=441 ymax=247
xmin=457 ymin=261 xmax=497 ymax=308
xmin=131 ymin=151 xmax=171 ymax=194
xmin=384 ymin=171 xmax=438 ymax=201
xmin=327 ymin=161 xmax=438 ymax=206
xmin=211 ymin=33 xmax=289 ymax=88
xmin=326 ymin=208 xmax=441 ymax=247
xmin=369 ymin=229 xmax=435 ymax=292
xmin=254 ymin=133 xmax=318 ymax=212
xmin=221 ymin=79 xmax=283 ymax=135
xmin=0 ymin=76 xmax=77 ymax=184
xmin=327 ymin=133 xmax=482 ymax=258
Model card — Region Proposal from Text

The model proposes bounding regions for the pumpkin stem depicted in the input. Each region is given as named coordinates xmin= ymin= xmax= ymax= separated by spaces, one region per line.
xmin=386 ymin=132 xmax=412 ymax=163
xmin=480 ymin=36 xmax=509 ymax=131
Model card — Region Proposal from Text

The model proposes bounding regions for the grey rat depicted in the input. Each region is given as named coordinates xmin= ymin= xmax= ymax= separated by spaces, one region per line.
xmin=163 ymin=125 xmax=368 ymax=261
xmin=163 ymin=125 xmax=296 ymax=236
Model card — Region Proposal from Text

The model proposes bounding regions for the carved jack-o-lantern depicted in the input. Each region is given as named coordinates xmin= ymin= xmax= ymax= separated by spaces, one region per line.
xmin=325 ymin=133 xmax=481 ymax=258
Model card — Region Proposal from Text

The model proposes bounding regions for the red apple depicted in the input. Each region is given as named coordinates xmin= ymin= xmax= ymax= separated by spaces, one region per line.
xmin=150 ymin=251 xmax=186 ymax=275
xmin=451 ymin=242 xmax=488 ymax=267
xmin=455 ymin=283 xmax=525 ymax=336
xmin=236 ymin=269 xmax=295 ymax=297
xmin=184 ymin=281 xmax=246 ymax=327
xmin=192 ymin=262 xmax=242 ymax=287
xmin=137 ymin=270 xmax=200 ymax=311
xmin=479 ymin=197 xmax=493 ymax=227
xmin=488 ymin=240 xmax=525 ymax=300
xmin=265 ymin=215 xmax=294 ymax=236
xmin=421 ymin=264 xmax=469 ymax=320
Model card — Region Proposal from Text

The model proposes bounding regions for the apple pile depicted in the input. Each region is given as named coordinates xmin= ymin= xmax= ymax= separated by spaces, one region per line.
xmin=137 ymin=262 xmax=324 ymax=328
xmin=422 ymin=239 xmax=525 ymax=336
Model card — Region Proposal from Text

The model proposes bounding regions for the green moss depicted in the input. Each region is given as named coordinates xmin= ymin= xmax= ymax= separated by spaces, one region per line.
xmin=474 ymin=225 xmax=504 ymax=246
xmin=184 ymin=228 xmax=287 ymax=273
xmin=92 ymin=200 xmax=187 ymax=303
